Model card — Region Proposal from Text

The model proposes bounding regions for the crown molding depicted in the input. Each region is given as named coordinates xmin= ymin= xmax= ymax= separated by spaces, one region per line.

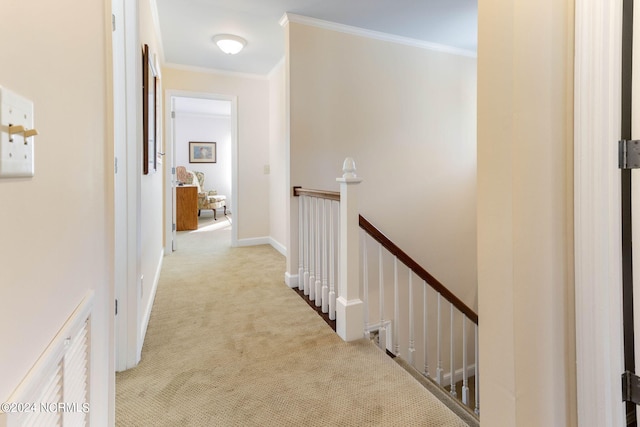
xmin=280 ymin=13 xmax=476 ymax=58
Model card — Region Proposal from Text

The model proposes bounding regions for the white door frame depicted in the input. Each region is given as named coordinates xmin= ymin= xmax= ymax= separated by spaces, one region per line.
xmin=113 ymin=0 xmax=142 ymax=372
xmin=165 ymin=96 xmax=177 ymax=253
xmin=574 ymin=0 xmax=625 ymax=425
xmin=164 ymin=90 xmax=239 ymax=248
xmin=112 ymin=0 xmax=127 ymax=372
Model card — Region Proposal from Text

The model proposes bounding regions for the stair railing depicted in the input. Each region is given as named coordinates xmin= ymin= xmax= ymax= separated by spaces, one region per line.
xmin=292 ymin=186 xmax=340 ymax=322
xmin=360 ymin=215 xmax=479 ymax=416
xmin=293 ymin=157 xmax=479 ymax=416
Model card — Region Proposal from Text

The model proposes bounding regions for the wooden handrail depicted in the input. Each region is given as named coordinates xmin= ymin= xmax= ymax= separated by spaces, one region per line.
xmin=293 ymin=186 xmax=341 ymax=201
xmin=359 ymin=215 xmax=478 ymax=325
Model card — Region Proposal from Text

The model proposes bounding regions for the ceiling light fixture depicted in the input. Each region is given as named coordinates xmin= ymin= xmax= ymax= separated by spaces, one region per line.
xmin=213 ymin=34 xmax=247 ymax=55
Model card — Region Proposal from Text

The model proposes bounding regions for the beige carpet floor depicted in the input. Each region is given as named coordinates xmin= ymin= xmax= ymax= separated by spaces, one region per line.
xmin=116 ymin=216 xmax=470 ymax=426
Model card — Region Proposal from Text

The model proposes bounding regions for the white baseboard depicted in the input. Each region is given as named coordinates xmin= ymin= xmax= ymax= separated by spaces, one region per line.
xmin=140 ymin=249 xmax=163 ymax=355
xmin=236 ymin=236 xmax=287 ymax=257
xmin=285 ymin=272 xmax=298 ymax=288
xmin=269 ymin=237 xmax=287 ymax=257
xmin=236 ymin=236 xmax=270 ymax=247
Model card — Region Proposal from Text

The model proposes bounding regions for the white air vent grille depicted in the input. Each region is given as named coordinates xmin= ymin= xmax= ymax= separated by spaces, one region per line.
xmin=62 ymin=322 xmax=89 ymax=427
xmin=1 ymin=293 xmax=93 ymax=427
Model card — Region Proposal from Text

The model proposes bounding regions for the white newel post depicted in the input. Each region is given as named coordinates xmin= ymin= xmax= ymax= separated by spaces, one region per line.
xmin=336 ymin=157 xmax=364 ymax=341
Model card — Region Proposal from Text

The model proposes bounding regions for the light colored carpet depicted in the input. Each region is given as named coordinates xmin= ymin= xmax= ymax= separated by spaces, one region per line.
xmin=115 ymin=217 xmax=470 ymax=426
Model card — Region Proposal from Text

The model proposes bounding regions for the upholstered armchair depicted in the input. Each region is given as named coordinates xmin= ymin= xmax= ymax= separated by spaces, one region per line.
xmin=176 ymin=166 xmax=227 ymax=220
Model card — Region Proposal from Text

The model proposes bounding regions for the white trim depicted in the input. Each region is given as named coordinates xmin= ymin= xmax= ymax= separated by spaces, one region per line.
xmin=140 ymin=249 xmax=163 ymax=350
xmin=236 ymin=236 xmax=288 ymax=259
xmin=163 ymin=62 xmax=268 ymax=80
xmin=280 ymin=13 xmax=477 ymax=59
xmin=269 ymin=237 xmax=287 ymax=257
xmin=112 ymin=0 xmax=131 ymax=374
xmin=236 ymin=237 xmax=270 ymax=247
xmin=285 ymin=272 xmax=298 ymax=288
xmin=574 ymin=1 xmax=625 ymax=426
xmin=164 ymin=94 xmax=175 ymax=254
xmin=115 ymin=0 xmax=142 ymax=373
xmin=236 ymin=236 xmax=287 ymax=257
xmin=165 ymin=90 xmax=239 ymax=248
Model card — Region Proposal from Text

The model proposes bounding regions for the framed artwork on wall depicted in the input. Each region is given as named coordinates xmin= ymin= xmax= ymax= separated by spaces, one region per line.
xmin=142 ymin=43 xmax=157 ymax=174
xmin=189 ymin=141 xmax=216 ymax=163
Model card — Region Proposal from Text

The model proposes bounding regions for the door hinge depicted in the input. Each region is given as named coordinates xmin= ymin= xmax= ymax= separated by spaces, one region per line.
xmin=115 ymin=157 xmax=118 ymax=174
xmin=115 ymin=299 xmax=118 ymax=316
xmin=619 ymin=139 xmax=640 ymax=169
xmin=112 ymin=14 xmax=116 ymax=32
xmin=622 ymin=371 xmax=640 ymax=404
xmin=172 ymin=166 xmax=176 ymax=175
xmin=172 ymin=223 xmax=176 ymax=232
xmin=171 ymin=111 xmax=175 ymax=119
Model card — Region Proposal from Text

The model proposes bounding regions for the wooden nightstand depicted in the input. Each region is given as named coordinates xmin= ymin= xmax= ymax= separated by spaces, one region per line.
xmin=176 ymin=185 xmax=197 ymax=231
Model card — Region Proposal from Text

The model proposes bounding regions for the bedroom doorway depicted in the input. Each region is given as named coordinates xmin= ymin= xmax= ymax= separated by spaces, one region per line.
xmin=165 ymin=92 xmax=238 ymax=251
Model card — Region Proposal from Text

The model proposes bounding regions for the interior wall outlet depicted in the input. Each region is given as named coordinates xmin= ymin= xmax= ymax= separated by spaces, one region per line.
xmin=0 ymin=86 xmax=35 ymax=178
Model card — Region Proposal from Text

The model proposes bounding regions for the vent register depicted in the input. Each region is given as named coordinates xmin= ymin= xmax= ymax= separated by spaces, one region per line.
xmin=0 ymin=293 xmax=92 ymax=427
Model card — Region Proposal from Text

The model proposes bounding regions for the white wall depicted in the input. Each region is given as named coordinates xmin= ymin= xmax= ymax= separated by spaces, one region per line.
xmin=477 ymin=0 xmax=576 ymax=425
xmin=174 ymin=112 xmax=233 ymax=210
xmin=285 ymin=21 xmax=478 ymax=308
xmin=0 ymin=0 xmax=113 ymax=424
xmin=162 ymin=67 xmax=270 ymax=241
xmin=138 ymin=0 xmax=165 ymax=359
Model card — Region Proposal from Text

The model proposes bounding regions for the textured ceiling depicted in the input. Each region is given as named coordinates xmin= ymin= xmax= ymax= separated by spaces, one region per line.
xmin=155 ymin=0 xmax=477 ymax=76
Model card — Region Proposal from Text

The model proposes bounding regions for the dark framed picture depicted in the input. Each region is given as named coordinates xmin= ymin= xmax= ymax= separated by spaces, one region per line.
xmin=142 ymin=44 xmax=157 ymax=174
xmin=189 ymin=142 xmax=216 ymax=163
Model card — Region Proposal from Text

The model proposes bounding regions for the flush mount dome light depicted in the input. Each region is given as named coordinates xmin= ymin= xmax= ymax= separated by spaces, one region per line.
xmin=213 ymin=34 xmax=246 ymax=55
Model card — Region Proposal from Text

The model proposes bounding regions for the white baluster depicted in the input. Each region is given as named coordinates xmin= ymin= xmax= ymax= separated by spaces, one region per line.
xmin=450 ymin=303 xmax=457 ymax=397
xmin=298 ymin=194 xmax=304 ymax=290
xmin=315 ymin=196 xmax=322 ymax=307
xmin=308 ymin=197 xmax=315 ymax=300
xmin=362 ymin=232 xmax=369 ymax=333
xmin=303 ymin=196 xmax=309 ymax=294
xmin=475 ymin=323 xmax=480 ymax=415
xmin=462 ymin=316 xmax=469 ymax=406
xmin=378 ymin=243 xmax=386 ymax=351
xmin=436 ymin=294 xmax=443 ymax=385
xmin=329 ymin=200 xmax=336 ymax=320
xmin=321 ymin=199 xmax=329 ymax=313
xmin=408 ymin=270 xmax=415 ymax=366
xmin=393 ymin=256 xmax=400 ymax=356
xmin=423 ymin=280 xmax=429 ymax=378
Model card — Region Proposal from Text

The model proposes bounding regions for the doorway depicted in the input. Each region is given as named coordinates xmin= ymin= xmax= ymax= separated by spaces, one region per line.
xmin=165 ymin=92 xmax=238 ymax=251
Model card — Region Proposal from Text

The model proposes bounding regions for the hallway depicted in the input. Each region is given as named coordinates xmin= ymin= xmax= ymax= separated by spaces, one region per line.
xmin=115 ymin=220 xmax=472 ymax=426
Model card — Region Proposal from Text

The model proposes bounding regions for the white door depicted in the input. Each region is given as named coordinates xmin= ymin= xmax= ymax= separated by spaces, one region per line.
xmin=112 ymin=0 xmax=129 ymax=372
xmin=113 ymin=0 xmax=142 ymax=371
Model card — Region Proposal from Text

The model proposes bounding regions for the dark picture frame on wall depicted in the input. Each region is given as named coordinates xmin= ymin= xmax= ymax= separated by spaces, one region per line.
xmin=142 ymin=44 xmax=157 ymax=175
xmin=189 ymin=142 xmax=217 ymax=163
